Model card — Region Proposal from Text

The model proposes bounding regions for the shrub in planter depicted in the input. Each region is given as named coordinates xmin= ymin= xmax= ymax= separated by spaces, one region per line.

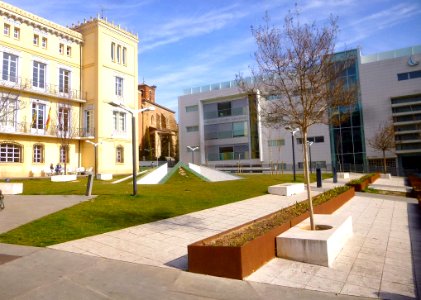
xmin=188 ymin=186 xmax=354 ymax=279
xmin=346 ymin=173 xmax=379 ymax=191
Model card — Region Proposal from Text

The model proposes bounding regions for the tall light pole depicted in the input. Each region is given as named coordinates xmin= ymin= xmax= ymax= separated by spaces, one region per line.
xmin=286 ymin=126 xmax=300 ymax=181
xmin=85 ymin=140 xmax=102 ymax=178
xmin=108 ymin=101 xmax=155 ymax=196
xmin=307 ymin=141 xmax=314 ymax=174
xmin=187 ymin=146 xmax=199 ymax=164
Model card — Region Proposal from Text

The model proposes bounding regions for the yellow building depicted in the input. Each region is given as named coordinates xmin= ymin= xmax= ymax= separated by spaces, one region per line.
xmin=0 ymin=1 xmax=139 ymax=178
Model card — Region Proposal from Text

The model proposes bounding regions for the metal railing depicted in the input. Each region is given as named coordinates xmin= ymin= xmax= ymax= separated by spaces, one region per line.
xmin=0 ymin=121 xmax=94 ymax=138
xmin=0 ymin=74 xmax=87 ymax=101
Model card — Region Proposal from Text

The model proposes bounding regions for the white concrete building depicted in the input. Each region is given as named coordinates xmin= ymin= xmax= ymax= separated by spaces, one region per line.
xmin=178 ymin=45 xmax=421 ymax=175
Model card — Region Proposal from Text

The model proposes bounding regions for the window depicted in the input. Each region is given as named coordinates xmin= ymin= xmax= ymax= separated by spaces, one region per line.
xmin=111 ymin=42 xmax=116 ymax=61
xmin=116 ymin=146 xmax=124 ymax=163
xmin=296 ymin=136 xmax=324 ymax=144
xmin=59 ymin=43 xmax=64 ymax=54
xmin=0 ymin=94 xmax=17 ymax=129
xmin=3 ymin=23 xmax=10 ymax=36
xmin=0 ymin=143 xmax=22 ymax=162
xmin=13 ymin=27 xmax=20 ymax=39
xmin=397 ymin=71 xmax=421 ymax=81
xmin=185 ymin=105 xmax=198 ymax=112
xmin=84 ymin=110 xmax=94 ymax=136
xmin=233 ymin=122 xmax=247 ymax=137
xmin=66 ymin=46 xmax=71 ymax=56
xmin=31 ymin=102 xmax=46 ymax=130
xmin=122 ymin=47 xmax=127 ymax=65
xmin=115 ymin=76 xmax=123 ymax=96
xmin=42 ymin=37 xmax=47 ymax=48
xmin=33 ymin=61 xmax=46 ymax=89
xmin=58 ymin=106 xmax=70 ymax=132
xmin=33 ymin=34 xmax=39 ymax=46
xmin=59 ymin=68 xmax=70 ymax=93
xmin=113 ymin=111 xmax=126 ymax=132
xmin=60 ymin=145 xmax=69 ymax=163
xmin=218 ymin=102 xmax=231 ymax=117
xmin=268 ymin=139 xmax=285 ymax=147
xmin=33 ymin=144 xmax=44 ymax=163
xmin=117 ymin=45 xmax=121 ymax=63
xmin=186 ymin=126 xmax=199 ymax=132
xmin=2 ymin=53 xmax=18 ymax=82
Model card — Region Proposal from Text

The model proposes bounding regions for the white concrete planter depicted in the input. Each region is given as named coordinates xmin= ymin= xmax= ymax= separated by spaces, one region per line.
xmin=268 ymin=183 xmax=305 ymax=196
xmin=51 ymin=175 xmax=77 ymax=182
xmin=337 ymin=172 xmax=350 ymax=179
xmin=0 ymin=183 xmax=23 ymax=194
xmin=97 ymin=173 xmax=113 ymax=180
xmin=276 ymin=214 xmax=353 ymax=267
xmin=380 ymin=173 xmax=392 ymax=179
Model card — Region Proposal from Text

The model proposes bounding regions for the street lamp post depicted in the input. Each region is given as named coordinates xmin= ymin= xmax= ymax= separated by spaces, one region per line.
xmin=286 ymin=126 xmax=300 ymax=181
xmin=187 ymin=146 xmax=199 ymax=164
xmin=307 ymin=141 xmax=314 ymax=173
xmin=108 ymin=101 xmax=155 ymax=196
xmin=85 ymin=140 xmax=101 ymax=178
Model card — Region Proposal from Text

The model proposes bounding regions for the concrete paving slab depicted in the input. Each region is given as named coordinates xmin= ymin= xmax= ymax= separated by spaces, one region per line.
xmin=0 ymin=195 xmax=93 ymax=233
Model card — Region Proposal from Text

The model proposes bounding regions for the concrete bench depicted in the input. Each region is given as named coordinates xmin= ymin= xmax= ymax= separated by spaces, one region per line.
xmin=268 ymin=183 xmax=305 ymax=196
xmin=97 ymin=173 xmax=113 ymax=180
xmin=0 ymin=183 xmax=23 ymax=194
xmin=276 ymin=214 xmax=353 ymax=267
xmin=51 ymin=175 xmax=77 ymax=182
xmin=337 ymin=172 xmax=350 ymax=179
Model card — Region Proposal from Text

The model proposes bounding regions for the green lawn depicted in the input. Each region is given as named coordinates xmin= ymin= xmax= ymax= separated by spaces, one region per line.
xmin=0 ymin=171 xmax=331 ymax=247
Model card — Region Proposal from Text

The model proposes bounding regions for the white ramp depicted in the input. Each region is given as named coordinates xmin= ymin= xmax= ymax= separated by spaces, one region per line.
xmin=188 ymin=163 xmax=241 ymax=182
xmin=137 ymin=163 xmax=168 ymax=184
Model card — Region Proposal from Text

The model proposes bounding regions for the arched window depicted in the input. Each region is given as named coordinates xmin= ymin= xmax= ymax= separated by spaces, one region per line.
xmin=116 ymin=145 xmax=124 ymax=163
xmin=111 ymin=42 xmax=116 ymax=61
xmin=0 ymin=142 xmax=22 ymax=162
xmin=33 ymin=144 xmax=44 ymax=163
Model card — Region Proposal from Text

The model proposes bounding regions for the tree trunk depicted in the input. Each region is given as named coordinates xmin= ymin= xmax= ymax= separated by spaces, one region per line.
xmin=382 ymin=150 xmax=386 ymax=174
xmin=302 ymin=130 xmax=315 ymax=230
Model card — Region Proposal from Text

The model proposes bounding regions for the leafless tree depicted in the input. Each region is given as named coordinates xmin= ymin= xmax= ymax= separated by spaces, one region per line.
xmin=238 ymin=11 xmax=356 ymax=230
xmin=368 ymin=122 xmax=395 ymax=173
xmin=54 ymin=103 xmax=78 ymax=175
xmin=0 ymin=90 xmax=24 ymax=130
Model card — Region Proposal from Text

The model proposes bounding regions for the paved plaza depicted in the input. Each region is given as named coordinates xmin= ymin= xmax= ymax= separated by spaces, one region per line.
xmin=47 ymin=174 xmax=421 ymax=299
xmin=0 ymin=174 xmax=419 ymax=299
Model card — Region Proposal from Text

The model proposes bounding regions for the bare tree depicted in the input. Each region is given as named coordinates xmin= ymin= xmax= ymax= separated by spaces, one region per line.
xmin=238 ymin=11 xmax=356 ymax=230
xmin=0 ymin=90 xmax=24 ymax=130
xmin=54 ymin=103 xmax=78 ymax=175
xmin=368 ymin=122 xmax=395 ymax=173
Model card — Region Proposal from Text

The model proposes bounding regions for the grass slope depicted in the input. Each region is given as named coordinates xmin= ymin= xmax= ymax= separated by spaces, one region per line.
xmin=0 ymin=172 xmax=329 ymax=247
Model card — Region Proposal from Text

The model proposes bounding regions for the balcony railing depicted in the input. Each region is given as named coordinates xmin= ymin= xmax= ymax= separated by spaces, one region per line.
xmin=0 ymin=74 xmax=87 ymax=101
xmin=0 ymin=121 xmax=94 ymax=138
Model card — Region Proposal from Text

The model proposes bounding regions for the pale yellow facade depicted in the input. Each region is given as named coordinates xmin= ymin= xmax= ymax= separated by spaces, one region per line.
xmin=0 ymin=1 xmax=139 ymax=178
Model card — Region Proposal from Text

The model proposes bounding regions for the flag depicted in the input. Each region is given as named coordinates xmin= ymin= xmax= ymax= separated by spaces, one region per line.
xmin=45 ymin=107 xmax=51 ymax=130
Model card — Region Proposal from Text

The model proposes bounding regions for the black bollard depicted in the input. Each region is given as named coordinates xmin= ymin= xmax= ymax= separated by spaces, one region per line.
xmin=85 ymin=174 xmax=94 ymax=196
xmin=333 ymin=167 xmax=338 ymax=183
xmin=316 ymin=168 xmax=322 ymax=187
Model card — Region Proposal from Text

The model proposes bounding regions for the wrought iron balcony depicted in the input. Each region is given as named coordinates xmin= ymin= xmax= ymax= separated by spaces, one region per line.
xmin=0 ymin=74 xmax=87 ymax=102
xmin=0 ymin=121 xmax=94 ymax=138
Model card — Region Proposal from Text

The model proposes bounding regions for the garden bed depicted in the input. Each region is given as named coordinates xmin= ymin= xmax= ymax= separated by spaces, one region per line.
xmin=188 ymin=186 xmax=355 ymax=279
xmin=346 ymin=173 xmax=379 ymax=192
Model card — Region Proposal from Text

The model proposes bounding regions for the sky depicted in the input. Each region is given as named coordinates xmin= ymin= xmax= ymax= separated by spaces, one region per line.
xmin=10 ymin=0 xmax=421 ymax=118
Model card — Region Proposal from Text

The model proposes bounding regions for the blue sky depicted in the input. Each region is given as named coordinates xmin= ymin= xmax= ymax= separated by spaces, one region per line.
xmin=11 ymin=0 xmax=421 ymax=116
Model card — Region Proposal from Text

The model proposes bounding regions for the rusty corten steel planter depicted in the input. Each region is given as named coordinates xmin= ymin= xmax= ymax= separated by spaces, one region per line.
xmin=368 ymin=173 xmax=380 ymax=184
xmin=187 ymin=187 xmax=355 ymax=279
xmin=314 ymin=187 xmax=355 ymax=214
